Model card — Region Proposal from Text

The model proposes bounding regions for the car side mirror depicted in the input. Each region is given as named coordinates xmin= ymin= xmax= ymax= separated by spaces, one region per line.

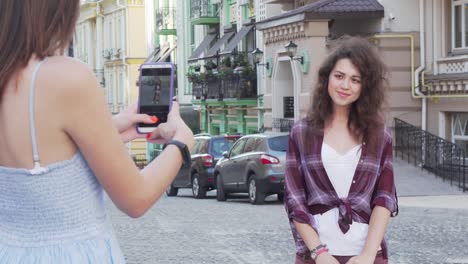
xmin=222 ymin=151 xmax=229 ymax=159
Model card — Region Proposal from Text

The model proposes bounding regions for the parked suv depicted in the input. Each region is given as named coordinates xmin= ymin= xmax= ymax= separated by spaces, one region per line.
xmin=166 ymin=134 xmax=241 ymax=198
xmin=214 ymin=133 xmax=288 ymax=204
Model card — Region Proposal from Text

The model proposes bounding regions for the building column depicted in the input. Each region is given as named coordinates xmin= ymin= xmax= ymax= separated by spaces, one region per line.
xmin=96 ymin=4 xmax=104 ymax=87
xmin=236 ymin=109 xmax=246 ymax=134
xmin=201 ymin=106 xmax=208 ymax=133
xmin=220 ymin=108 xmax=228 ymax=134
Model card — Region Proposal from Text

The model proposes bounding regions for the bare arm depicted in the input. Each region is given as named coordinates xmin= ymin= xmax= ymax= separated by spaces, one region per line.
xmin=60 ymin=59 xmax=193 ymax=218
xmin=345 ymin=206 xmax=390 ymax=264
xmin=362 ymin=206 xmax=391 ymax=257
xmin=293 ymin=221 xmax=322 ymax=250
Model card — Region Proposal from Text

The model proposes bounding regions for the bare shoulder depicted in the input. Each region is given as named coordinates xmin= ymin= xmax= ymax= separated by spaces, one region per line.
xmin=41 ymin=56 xmax=98 ymax=92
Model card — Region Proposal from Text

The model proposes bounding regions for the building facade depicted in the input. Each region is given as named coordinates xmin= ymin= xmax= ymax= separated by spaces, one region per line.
xmin=175 ymin=0 xmax=281 ymax=135
xmin=76 ymin=0 xmax=147 ymax=156
xmin=254 ymin=0 xmax=467 ymax=153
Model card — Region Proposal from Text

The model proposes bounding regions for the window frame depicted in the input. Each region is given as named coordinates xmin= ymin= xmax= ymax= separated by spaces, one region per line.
xmin=451 ymin=0 xmax=468 ymax=50
xmin=451 ymin=112 xmax=468 ymax=154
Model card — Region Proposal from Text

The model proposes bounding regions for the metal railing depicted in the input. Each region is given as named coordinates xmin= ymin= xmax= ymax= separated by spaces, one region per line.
xmin=156 ymin=7 xmax=176 ymax=31
xmin=190 ymin=0 xmax=216 ymax=19
xmin=394 ymin=118 xmax=467 ymax=192
xmin=272 ymin=118 xmax=295 ymax=132
xmin=191 ymin=74 xmax=257 ymax=100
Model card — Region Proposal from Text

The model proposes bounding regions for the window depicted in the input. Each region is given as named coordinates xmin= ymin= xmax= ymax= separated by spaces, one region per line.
xmin=191 ymin=139 xmax=202 ymax=154
xmin=268 ymin=136 xmax=288 ymax=152
xmin=109 ymin=19 xmax=114 ymax=50
xmin=452 ymin=0 xmax=468 ymax=49
xmin=118 ymin=70 xmax=125 ymax=104
xmin=243 ymin=137 xmax=262 ymax=153
xmin=117 ymin=14 xmax=125 ymax=50
xmin=198 ymin=139 xmax=209 ymax=154
xmin=452 ymin=112 xmax=468 ymax=154
xmin=230 ymin=138 xmax=246 ymax=157
xmin=211 ymin=137 xmax=238 ymax=157
xmin=107 ymin=71 xmax=114 ymax=104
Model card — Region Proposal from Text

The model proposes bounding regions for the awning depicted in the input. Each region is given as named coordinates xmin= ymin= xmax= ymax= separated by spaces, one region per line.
xmin=202 ymin=31 xmax=235 ymax=59
xmin=158 ymin=44 xmax=177 ymax=62
xmin=188 ymin=33 xmax=217 ymax=61
xmin=154 ymin=45 xmax=170 ymax=62
xmin=144 ymin=46 xmax=161 ymax=63
xmin=220 ymin=25 xmax=253 ymax=56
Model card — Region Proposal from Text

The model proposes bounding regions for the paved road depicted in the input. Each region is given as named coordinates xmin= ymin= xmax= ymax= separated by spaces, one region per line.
xmin=107 ymin=189 xmax=468 ymax=264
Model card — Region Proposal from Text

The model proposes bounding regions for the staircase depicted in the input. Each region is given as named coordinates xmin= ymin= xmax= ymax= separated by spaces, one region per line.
xmin=394 ymin=118 xmax=467 ymax=193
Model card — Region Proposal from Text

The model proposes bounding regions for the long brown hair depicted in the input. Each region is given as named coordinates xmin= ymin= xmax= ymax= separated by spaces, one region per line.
xmin=307 ymin=36 xmax=388 ymax=153
xmin=0 ymin=0 xmax=80 ymax=102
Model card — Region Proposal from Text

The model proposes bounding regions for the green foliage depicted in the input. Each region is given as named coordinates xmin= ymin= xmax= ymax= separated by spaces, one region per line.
xmin=187 ymin=72 xmax=202 ymax=84
xmin=221 ymin=57 xmax=232 ymax=68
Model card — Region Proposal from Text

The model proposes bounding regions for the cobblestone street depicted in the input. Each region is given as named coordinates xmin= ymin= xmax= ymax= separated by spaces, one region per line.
xmin=108 ymin=189 xmax=468 ymax=264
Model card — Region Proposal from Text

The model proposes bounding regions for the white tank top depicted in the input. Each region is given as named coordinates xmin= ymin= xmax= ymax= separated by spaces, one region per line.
xmin=314 ymin=143 xmax=368 ymax=256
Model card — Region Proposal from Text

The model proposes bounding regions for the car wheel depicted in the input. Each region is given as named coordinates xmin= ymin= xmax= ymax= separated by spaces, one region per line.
xmin=166 ymin=184 xmax=178 ymax=197
xmin=248 ymin=175 xmax=265 ymax=205
xmin=216 ymin=173 xmax=227 ymax=201
xmin=192 ymin=174 xmax=207 ymax=199
xmin=277 ymin=193 xmax=284 ymax=202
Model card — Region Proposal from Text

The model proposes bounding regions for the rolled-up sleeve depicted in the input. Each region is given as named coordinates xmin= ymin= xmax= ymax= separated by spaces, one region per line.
xmin=371 ymin=133 xmax=399 ymax=217
xmin=284 ymin=131 xmax=318 ymax=232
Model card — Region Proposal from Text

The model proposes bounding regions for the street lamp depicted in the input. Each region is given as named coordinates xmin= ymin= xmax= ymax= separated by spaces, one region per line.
xmin=284 ymin=41 xmax=304 ymax=65
xmin=251 ymin=48 xmax=270 ymax=70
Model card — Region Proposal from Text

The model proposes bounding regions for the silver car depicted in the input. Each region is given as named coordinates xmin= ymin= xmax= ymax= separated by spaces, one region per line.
xmin=214 ymin=133 xmax=288 ymax=204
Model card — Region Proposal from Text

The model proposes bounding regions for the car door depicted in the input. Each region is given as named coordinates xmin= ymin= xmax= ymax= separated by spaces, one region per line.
xmin=222 ymin=138 xmax=247 ymax=190
xmin=237 ymin=137 xmax=264 ymax=190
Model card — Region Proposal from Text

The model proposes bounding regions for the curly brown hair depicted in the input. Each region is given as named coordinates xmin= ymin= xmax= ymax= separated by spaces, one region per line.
xmin=307 ymin=36 xmax=388 ymax=154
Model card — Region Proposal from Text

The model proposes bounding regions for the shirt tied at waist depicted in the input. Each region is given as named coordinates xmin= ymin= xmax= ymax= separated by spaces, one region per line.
xmin=335 ymin=198 xmax=353 ymax=234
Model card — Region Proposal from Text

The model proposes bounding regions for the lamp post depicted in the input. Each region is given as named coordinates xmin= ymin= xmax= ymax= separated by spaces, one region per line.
xmin=284 ymin=41 xmax=304 ymax=65
xmin=251 ymin=48 xmax=270 ymax=70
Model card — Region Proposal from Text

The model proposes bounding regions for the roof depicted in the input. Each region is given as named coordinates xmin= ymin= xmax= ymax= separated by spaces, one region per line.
xmin=257 ymin=0 xmax=384 ymax=26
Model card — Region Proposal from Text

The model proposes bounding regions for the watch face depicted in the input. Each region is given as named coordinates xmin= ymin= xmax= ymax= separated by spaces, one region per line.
xmin=311 ymin=252 xmax=317 ymax=259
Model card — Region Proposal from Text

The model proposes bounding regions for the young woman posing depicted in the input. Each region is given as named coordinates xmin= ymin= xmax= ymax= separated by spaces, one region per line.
xmin=285 ymin=36 xmax=398 ymax=264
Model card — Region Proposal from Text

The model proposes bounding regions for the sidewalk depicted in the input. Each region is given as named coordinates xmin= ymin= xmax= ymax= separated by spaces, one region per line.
xmin=394 ymin=157 xmax=468 ymax=210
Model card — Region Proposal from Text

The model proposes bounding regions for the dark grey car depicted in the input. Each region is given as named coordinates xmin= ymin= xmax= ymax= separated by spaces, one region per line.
xmin=214 ymin=133 xmax=288 ymax=204
xmin=166 ymin=134 xmax=240 ymax=198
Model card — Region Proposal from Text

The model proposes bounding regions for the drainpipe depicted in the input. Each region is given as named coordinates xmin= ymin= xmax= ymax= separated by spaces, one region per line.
xmin=116 ymin=0 xmax=133 ymax=152
xmin=415 ymin=0 xmax=427 ymax=130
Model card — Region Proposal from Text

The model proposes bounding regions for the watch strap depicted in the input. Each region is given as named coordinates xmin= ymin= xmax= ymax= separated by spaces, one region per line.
xmin=163 ymin=140 xmax=190 ymax=165
xmin=310 ymin=244 xmax=328 ymax=260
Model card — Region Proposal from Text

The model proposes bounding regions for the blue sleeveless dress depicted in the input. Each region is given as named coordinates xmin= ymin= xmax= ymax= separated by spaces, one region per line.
xmin=0 ymin=59 xmax=126 ymax=263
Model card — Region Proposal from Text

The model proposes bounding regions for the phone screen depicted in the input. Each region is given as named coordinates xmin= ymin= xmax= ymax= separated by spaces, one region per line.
xmin=138 ymin=67 xmax=173 ymax=130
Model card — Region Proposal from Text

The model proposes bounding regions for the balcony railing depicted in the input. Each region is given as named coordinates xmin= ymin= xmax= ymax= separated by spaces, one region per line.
xmin=156 ymin=7 xmax=176 ymax=35
xmin=190 ymin=0 xmax=219 ymax=25
xmin=422 ymin=55 xmax=468 ymax=96
xmin=272 ymin=118 xmax=295 ymax=132
xmin=192 ymin=74 xmax=257 ymax=101
xmin=394 ymin=118 xmax=467 ymax=192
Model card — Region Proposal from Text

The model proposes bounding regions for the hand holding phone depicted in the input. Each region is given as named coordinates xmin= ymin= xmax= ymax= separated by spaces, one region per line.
xmin=112 ymin=102 xmax=157 ymax=143
xmin=146 ymin=101 xmax=195 ymax=150
xmin=137 ymin=62 xmax=175 ymax=134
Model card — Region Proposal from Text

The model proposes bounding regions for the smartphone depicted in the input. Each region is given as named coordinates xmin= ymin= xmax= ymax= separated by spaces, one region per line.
xmin=137 ymin=62 xmax=175 ymax=134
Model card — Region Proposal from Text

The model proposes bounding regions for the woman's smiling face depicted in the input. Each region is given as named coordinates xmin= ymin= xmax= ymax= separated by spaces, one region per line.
xmin=327 ymin=58 xmax=362 ymax=109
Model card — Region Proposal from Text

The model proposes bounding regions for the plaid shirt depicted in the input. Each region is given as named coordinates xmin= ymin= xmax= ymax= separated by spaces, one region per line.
xmin=285 ymin=120 xmax=398 ymax=259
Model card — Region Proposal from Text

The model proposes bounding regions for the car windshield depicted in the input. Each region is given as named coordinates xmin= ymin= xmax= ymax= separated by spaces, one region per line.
xmin=211 ymin=137 xmax=238 ymax=157
xmin=268 ymin=136 xmax=288 ymax=152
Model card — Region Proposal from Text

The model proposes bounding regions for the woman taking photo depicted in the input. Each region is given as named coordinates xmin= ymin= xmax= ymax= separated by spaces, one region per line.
xmin=285 ymin=37 xmax=398 ymax=264
xmin=0 ymin=0 xmax=193 ymax=262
